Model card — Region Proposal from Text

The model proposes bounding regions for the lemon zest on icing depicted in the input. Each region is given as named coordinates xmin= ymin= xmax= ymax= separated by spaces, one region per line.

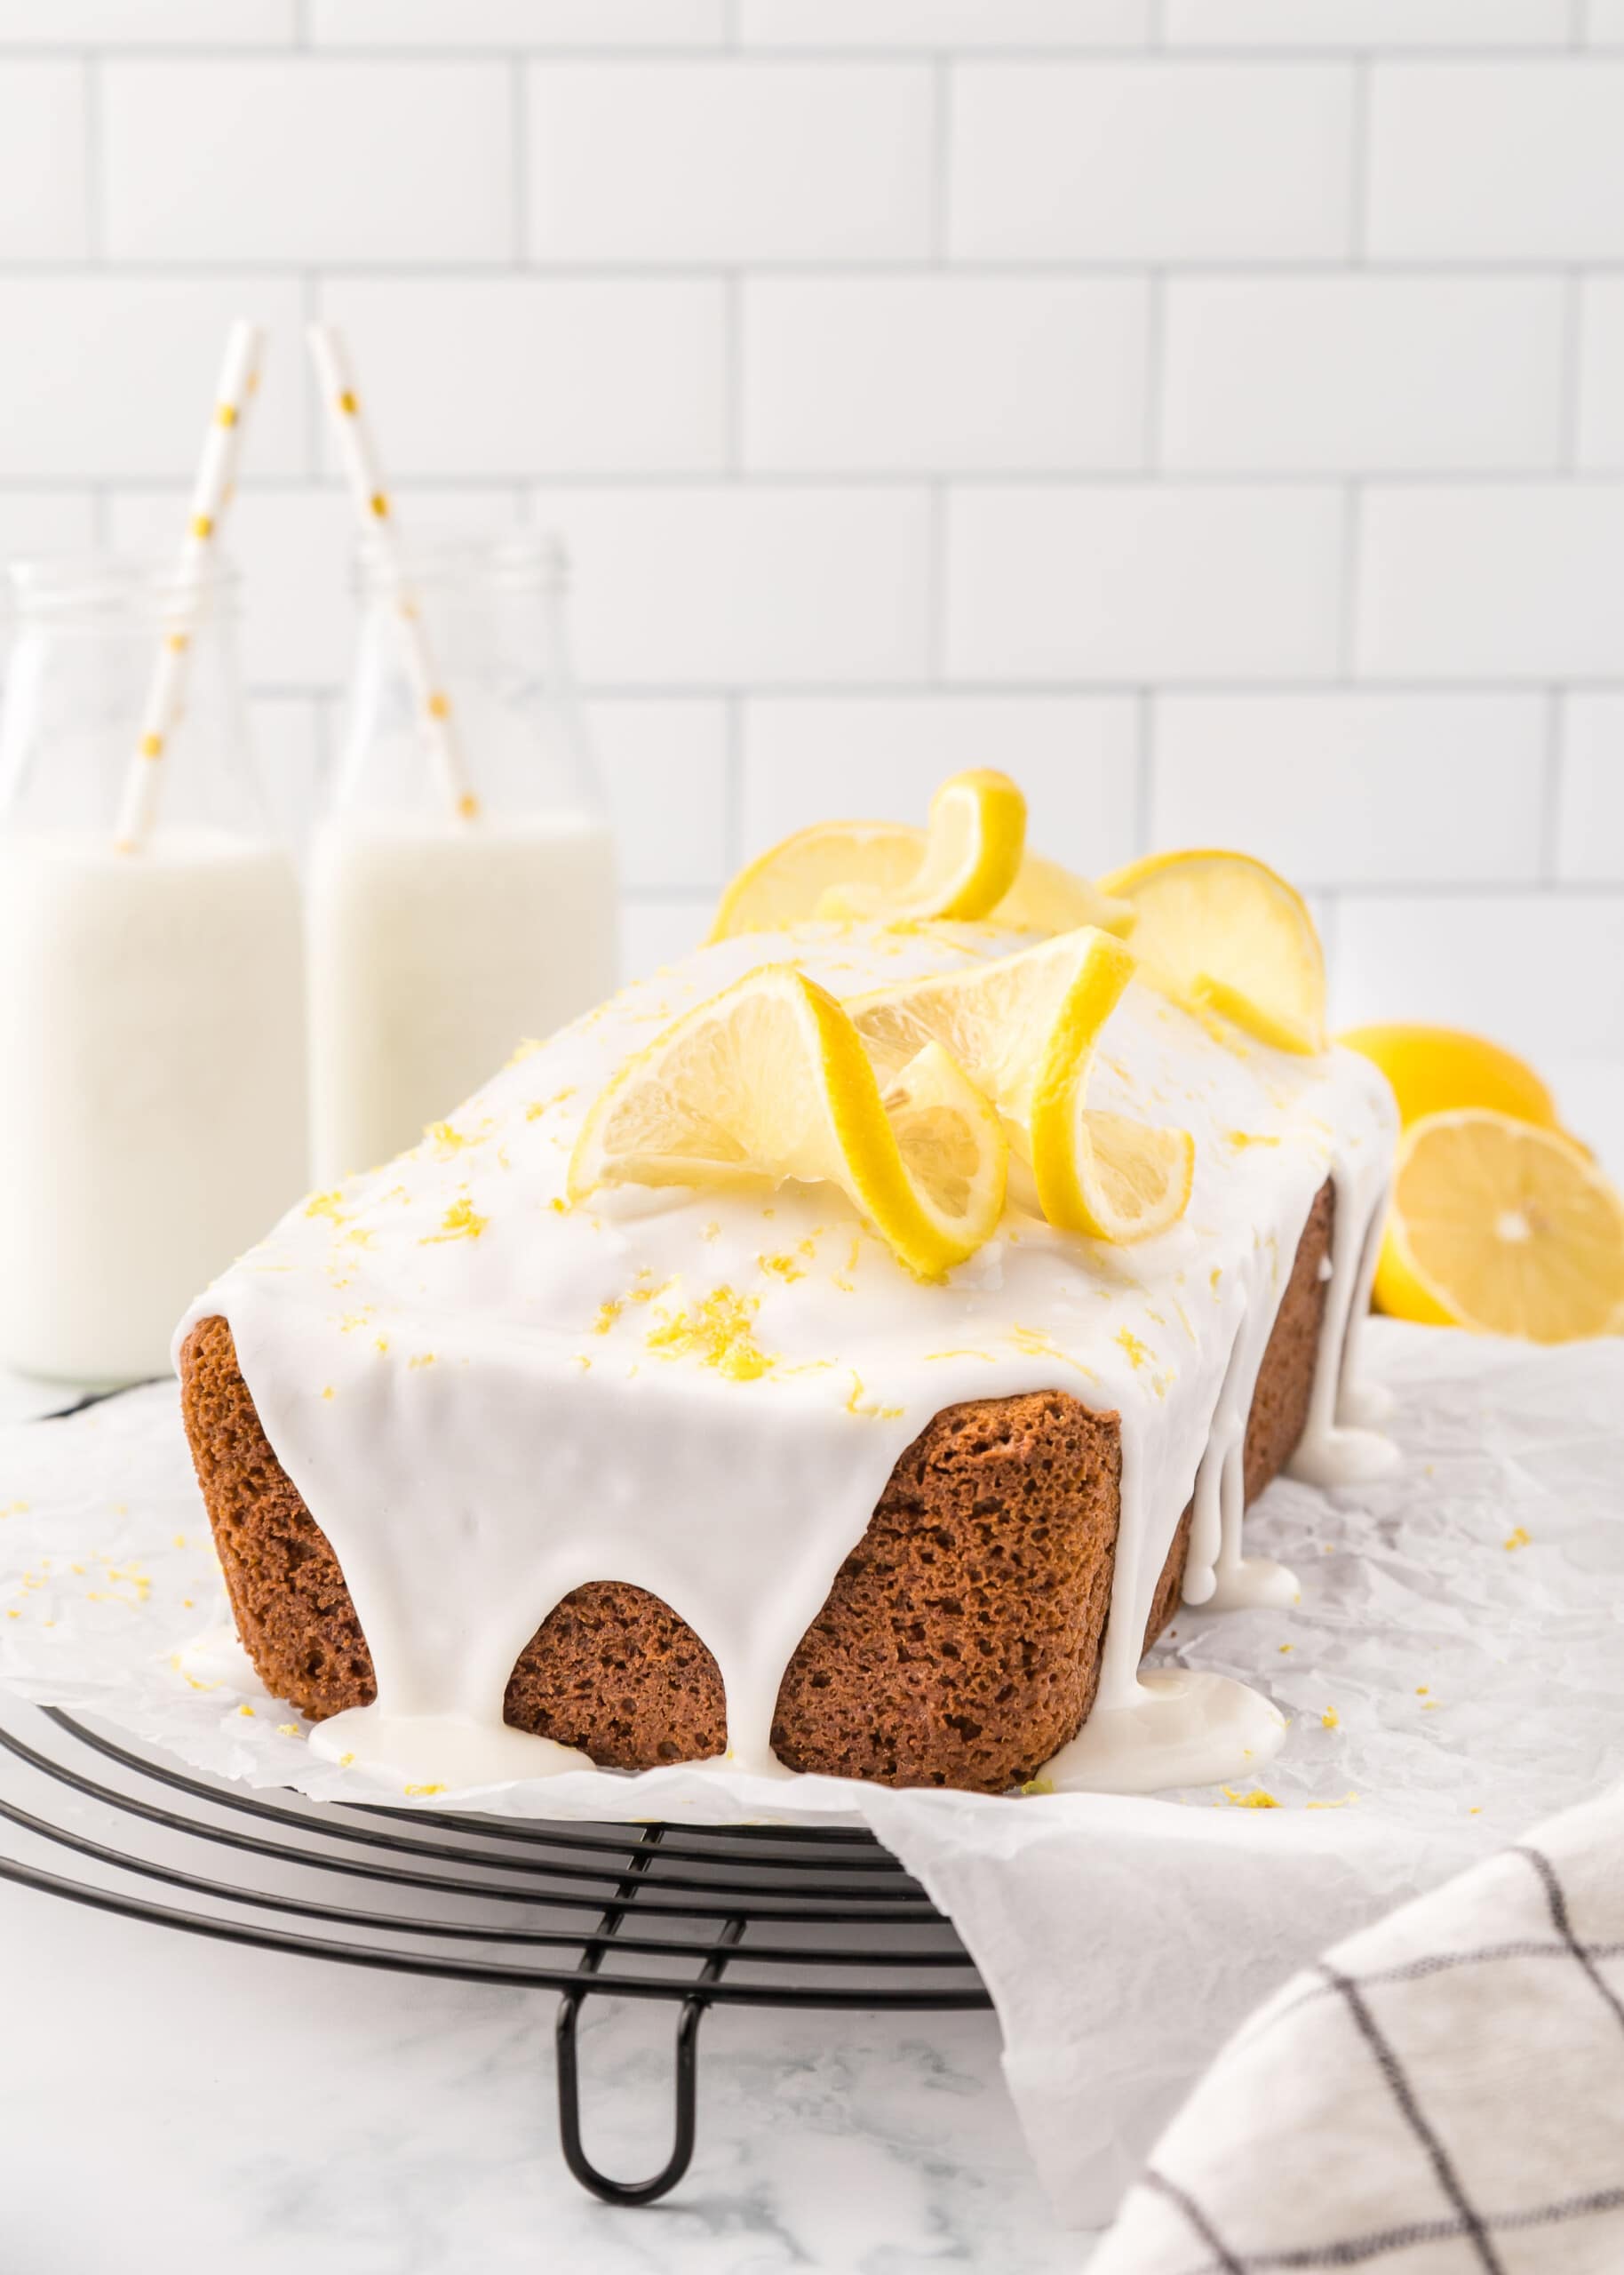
xmin=421 ymin=1194 xmax=488 ymax=1244
xmin=646 ymin=1287 xmax=776 ymax=1382
xmin=845 ymin=1370 xmax=904 ymax=1420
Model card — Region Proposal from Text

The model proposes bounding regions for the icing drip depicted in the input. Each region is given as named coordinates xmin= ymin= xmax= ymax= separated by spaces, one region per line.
xmin=176 ymin=922 xmax=1398 ymax=1800
xmin=1041 ymin=1669 xmax=1287 ymax=1796
xmin=1290 ymin=1161 xmax=1401 ymax=1489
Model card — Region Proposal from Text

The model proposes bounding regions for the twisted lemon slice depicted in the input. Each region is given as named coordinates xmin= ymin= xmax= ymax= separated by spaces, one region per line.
xmin=568 ymin=966 xmax=1007 ymax=1280
xmin=1100 ymin=848 xmax=1326 ymax=1057
xmin=849 ymin=930 xmax=1194 ymax=1244
xmin=815 ymin=769 xmax=1026 ymax=923
xmin=1374 ymin=1109 xmax=1624 ymax=1343
xmin=708 ymin=770 xmax=1133 ymax=942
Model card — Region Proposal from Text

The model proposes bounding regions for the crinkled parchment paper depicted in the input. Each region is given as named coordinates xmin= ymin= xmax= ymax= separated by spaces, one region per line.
xmin=2 ymin=1318 xmax=1620 ymax=2226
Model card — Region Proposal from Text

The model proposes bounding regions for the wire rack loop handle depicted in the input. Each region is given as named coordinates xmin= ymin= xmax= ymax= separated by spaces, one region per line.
xmin=553 ymin=1827 xmax=745 ymax=2206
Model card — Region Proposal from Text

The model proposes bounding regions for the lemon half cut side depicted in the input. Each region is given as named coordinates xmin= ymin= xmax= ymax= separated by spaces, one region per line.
xmin=1374 ymin=1108 xmax=1624 ymax=1344
xmin=568 ymin=965 xmax=1007 ymax=1281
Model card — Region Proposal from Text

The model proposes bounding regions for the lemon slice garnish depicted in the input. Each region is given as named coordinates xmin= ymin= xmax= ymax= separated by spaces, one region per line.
xmin=708 ymin=820 xmax=925 ymax=944
xmin=815 ymin=769 xmax=1026 ymax=924
xmin=849 ymin=929 xmax=1194 ymax=1245
xmin=568 ymin=965 xmax=1007 ymax=1280
xmin=1099 ymin=847 xmax=1327 ymax=1056
xmin=995 ymin=851 xmax=1136 ymax=940
xmin=1373 ymin=1108 xmax=1624 ymax=1344
xmin=708 ymin=776 xmax=1133 ymax=943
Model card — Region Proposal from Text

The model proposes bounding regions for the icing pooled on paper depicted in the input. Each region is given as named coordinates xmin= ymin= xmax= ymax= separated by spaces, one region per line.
xmin=177 ymin=921 xmax=1397 ymax=1797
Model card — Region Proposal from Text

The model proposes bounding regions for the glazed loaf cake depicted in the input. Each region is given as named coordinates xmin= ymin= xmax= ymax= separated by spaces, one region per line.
xmin=174 ymin=918 xmax=1394 ymax=1800
xmin=179 ymin=1180 xmax=1332 ymax=1795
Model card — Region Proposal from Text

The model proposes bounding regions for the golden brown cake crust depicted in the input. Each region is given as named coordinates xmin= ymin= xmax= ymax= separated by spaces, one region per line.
xmin=177 ymin=1179 xmax=1333 ymax=1795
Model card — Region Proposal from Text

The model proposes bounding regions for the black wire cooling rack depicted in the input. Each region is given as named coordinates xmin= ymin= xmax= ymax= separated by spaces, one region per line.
xmin=0 ymin=1696 xmax=992 ymax=2205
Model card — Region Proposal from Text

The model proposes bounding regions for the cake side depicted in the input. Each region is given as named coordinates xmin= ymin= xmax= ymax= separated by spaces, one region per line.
xmin=178 ymin=1177 xmax=1333 ymax=1794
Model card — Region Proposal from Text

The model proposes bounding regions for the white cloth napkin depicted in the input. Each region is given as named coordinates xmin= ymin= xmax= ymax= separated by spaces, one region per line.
xmin=1 ymin=1321 xmax=1620 ymax=2231
xmin=1091 ymin=1779 xmax=1624 ymax=2273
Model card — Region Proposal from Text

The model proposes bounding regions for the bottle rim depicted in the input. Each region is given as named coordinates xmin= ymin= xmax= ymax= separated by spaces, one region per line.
xmin=354 ymin=527 xmax=569 ymax=598
xmin=5 ymin=552 xmax=243 ymax=623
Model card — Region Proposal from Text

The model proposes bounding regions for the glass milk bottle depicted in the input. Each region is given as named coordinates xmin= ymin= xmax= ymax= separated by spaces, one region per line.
xmin=0 ymin=557 xmax=307 ymax=1382
xmin=309 ymin=531 xmax=617 ymax=1183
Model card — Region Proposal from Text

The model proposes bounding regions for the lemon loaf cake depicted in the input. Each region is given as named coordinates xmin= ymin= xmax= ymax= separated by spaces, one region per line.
xmin=177 ymin=890 xmax=1397 ymax=1798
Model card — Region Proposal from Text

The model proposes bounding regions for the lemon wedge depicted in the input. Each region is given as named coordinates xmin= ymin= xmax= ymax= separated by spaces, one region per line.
xmin=568 ymin=965 xmax=1007 ymax=1280
xmin=848 ymin=930 xmax=1194 ymax=1244
xmin=1099 ymin=847 xmax=1327 ymax=1056
xmin=815 ymin=769 xmax=1027 ymax=923
xmin=1374 ymin=1109 xmax=1624 ymax=1343
xmin=1338 ymin=1023 xmax=1559 ymax=1132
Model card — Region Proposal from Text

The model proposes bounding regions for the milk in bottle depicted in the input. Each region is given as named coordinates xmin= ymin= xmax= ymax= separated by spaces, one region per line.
xmin=309 ymin=533 xmax=616 ymax=1182
xmin=0 ymin=558 xmax=307 ymax=1382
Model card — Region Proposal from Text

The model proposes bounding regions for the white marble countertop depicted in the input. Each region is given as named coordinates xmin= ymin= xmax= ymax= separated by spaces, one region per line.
xmin=0 ymin=1338 xmax=1093 ymax=2275
xmin=0 ymin=1869 xmax=1088 ymax=2274
xmin=7 ymin=1059 xmax=1620 ymax=2275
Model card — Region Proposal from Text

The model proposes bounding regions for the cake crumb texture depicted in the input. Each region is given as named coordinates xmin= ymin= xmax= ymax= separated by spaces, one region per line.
xmin=178 ymin=1181 xmax=1333 ymax=1795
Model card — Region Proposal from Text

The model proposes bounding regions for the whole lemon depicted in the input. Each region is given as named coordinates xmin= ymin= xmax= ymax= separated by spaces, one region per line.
xmin=1337 ymin=1024 xmax=1559 ymax=1133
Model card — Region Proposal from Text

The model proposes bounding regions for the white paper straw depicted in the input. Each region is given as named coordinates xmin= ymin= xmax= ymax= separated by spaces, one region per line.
xmin=114 ymin=320 xmax=266 ymax=854
xmin=305 ymin=322 xmax=478 ymax=824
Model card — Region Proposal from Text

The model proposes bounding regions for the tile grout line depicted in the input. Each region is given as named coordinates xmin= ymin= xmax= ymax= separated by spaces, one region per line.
xmin=15 ymin=39 xmax=1604 ymax=60
xmin=1134 ymin=692 xmax=1155 ymax=857
xmin=1337 ymin=483 xmax=1364 ymax=679
xmin=0 ymin=259 xmax=1616 ymax=282
xmin=1142 ymin=271 xmax=1165 ymax=470
xmin=723 ymin=692 xmax=744 ymax=872
xmin=1541 ymin=692 xmax=1566 ymax=882
xmin=725 ymin=273 xmax=744 ymax=478
xmin=1560 ymin=269 xmax=1586 ymax=469
xmin=927 ymin=483 xmax=947 ymax=682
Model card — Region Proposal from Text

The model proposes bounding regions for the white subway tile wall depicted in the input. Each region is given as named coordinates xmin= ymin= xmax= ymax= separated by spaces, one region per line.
xmin=0 ymin=15 xmax=1618 ymax=1063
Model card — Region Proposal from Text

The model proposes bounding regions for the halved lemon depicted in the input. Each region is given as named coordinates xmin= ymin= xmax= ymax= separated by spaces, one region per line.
xmin=815 ymin=769 xmax=1026 ymax=923
xmin=1374 ymin=1109 xmax=1624 ymax=1343
xmin=848 ymin=930 xmax=1194 ymax=1244
xmin=1100 ymin=848 xmax=1327 ymax=1056
xmin=568 ymin=965 xmax=1007 ymax=1280
xmin=1339 ymin=1024 xmax=1559 ymax=1133
xmin=708 ymin=773 xmax=1134 ymax=943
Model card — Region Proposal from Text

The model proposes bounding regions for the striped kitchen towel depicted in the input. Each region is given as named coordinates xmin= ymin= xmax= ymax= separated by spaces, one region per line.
xmin=1092 ymin=1783 xmax=1624 ymax=2274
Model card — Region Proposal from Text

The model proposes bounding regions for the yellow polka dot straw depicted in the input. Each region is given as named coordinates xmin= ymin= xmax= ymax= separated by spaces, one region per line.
xmin=305 ymin=322 xmax=478 ymax=824
xmin=114 ymin=319 xmax=266 ymax=855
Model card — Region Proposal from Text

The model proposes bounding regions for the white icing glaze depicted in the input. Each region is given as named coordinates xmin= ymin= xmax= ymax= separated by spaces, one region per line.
xmin=176 ymin=921 xmax=1398 ymax=1799
xmin=1041 ymin=1669 xmax=1287 ymax=1795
